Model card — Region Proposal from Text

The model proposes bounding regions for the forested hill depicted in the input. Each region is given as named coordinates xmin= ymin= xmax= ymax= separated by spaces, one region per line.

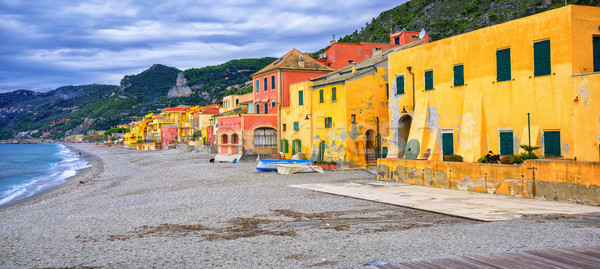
xmin=0 ymin=58 xmax=276 ymax=140
xmin=312 ymin=0 xmax=600 ymax=57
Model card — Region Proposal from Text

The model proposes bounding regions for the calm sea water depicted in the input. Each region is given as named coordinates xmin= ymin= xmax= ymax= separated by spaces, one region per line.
xmin=0 ymin=144 xmax=88 ymax=207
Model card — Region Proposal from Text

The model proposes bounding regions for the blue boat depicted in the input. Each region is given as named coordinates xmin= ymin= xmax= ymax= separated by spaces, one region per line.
xmin=256 ymin=159 xmax=313 ymax=172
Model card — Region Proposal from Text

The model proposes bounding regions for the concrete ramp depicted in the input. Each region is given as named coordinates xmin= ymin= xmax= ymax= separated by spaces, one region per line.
xmin=290 ymin=181 xmax=600 ymax=221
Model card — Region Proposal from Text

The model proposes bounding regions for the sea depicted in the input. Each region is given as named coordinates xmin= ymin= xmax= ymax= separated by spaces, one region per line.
xmin=0 ymin=144 xmax=89 ymax=207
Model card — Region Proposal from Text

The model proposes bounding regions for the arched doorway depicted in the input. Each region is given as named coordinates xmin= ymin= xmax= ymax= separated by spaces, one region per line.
xmin=365 ymin=129 xmax=377 ymax=166
xmin=398 ymin=115 xmax=412 ymax=158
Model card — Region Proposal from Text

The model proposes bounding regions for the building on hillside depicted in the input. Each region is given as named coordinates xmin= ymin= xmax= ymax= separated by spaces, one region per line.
xmin=386 ymin=5 xmax=600 ymax=162
xmin=214 ymin=49 xmax=333 ymax=155
xmin=293 ymin=40 xmax=425 ymax=168
xmin=317 ymin=30 xmax=429 ymax=70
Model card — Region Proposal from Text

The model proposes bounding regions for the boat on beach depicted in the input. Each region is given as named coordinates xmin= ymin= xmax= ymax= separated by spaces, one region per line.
xmin=256 ymin=159 xmax=313 ymax=172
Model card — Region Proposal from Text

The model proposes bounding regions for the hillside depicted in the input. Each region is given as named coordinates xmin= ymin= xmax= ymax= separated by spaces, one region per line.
xmin=0 ymin=58 xmax=276 ymax=140
xmin=312 ymin=0 xmax=599 ymax=57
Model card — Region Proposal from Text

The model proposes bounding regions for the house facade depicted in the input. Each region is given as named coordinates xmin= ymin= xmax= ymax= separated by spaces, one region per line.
xmin=386 ymin=5 xmax=600 ymax=162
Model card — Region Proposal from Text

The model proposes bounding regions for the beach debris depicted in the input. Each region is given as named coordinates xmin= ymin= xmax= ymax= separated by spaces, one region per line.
xmin=364 ymin=259 xmax=389 ymax=266
xmin=79 ymin=181 xmax=85 ymax=184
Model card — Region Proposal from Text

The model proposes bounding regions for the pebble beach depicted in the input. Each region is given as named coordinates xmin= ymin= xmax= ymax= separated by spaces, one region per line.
xmin=1 ymin=144 xmax=599 ymax=268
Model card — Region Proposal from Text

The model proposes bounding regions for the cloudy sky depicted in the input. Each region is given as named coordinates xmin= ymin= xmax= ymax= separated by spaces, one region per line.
xmin=0 ymin=0 xmax=407 ymax=93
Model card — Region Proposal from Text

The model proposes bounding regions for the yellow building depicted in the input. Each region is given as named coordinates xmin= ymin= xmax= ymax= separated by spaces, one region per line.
xmin=280 ymin=80 xmax=313 ymax=159
xmin=124 ymin=113 xmax=153 ymax=148
xmin=307 ymin=40 xmax=425 ymax=168
xmin=387 ymin=5 xmax=600 ymax=162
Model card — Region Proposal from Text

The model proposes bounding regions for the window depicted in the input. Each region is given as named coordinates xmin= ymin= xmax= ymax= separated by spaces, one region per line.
xmin=293 ymin=122 xmax=299 ymax=131
xmin=232 ymin=133 xmax=239 ymax=144
xmin=271 ymin=102 xmax=275 ymax=111
xmin=280 ymin=140 xmax=283 ymax=151
xmin=255 ymin=80 xmax=259 ymax=92
xmin=324 ymin=117 xmax=332 ymax=128
xmin=396 ymin=76 xmax=405 ymax=94
xmin=254 ymin=128 xmax=276 ymax=148
xmin=264 ymin=103 xmax=268 ymax=114
xmin=256 ymin=104 xmax=260 ymax=114
xmin=263 ymin=77 xmax=267 ymax=91
xmin=544 ymin=131 xmax=561 ymax=157
xmin=221 ymin=134 xmax=228 ymax=144
xmin=500 ymin=132 xmax=514 ymax=155
xmin=319 ymin=89 xmax=324 ymax=103
xmin=282 ymin=124 xmax=286 ymax=131
xmin=332 ymin=87 xmax=337 ymax=101
xmin=394 ymin=37 xmax=400 ymax=45
xmin=424 ymin=70 xmax=434 ymax=90
xmin=385 ymin=83 xmax=389 ymax=100
xmin=351 ymin=114 xmax=356 ymax=123
xmin=442 ymin=132 xmax=454 ymax=157
xmin=299 ymin=90 xmax=304 ymax=105
xmin=271 ymin=76 xmax=276 ymax=89
xmin=534 ymin=40 xmax=551 ymax=77
xmin=496 ymin=48 xmax=511 ymax=82
xmin=296 ymin=140 xmax=302 ymax=154
xmin=593 ymin=36 xmax=600 ymax=72
xmin=453 ymin=64 xmax=464 ymax=87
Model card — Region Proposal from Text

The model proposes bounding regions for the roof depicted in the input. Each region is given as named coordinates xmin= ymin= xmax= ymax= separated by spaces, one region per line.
xmin=164 ymin=107 xmax=187 ymax=112
xmin=252 ymin=49 xmax=333 ymax=77
xmin=313 ymin=40 xmax=425 ymax=87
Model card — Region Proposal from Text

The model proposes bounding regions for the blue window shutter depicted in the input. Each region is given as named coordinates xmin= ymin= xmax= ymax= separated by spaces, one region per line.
xmin=263 ymin=77 xmax=267 ymax=91
xmin=319 ymin=89 xmax=324 ymax=102
xmin=424 ymin=70 xmax=433 ymax=90
xmin=453 ymin=65 xmax=464 ymax=86
xmin=255 ymin=80 xmax=259 ymax=92
xmin=271 ymin=102 xmax=275 ymax=110
xmin=271 ymin=76 xmax=275 ymax=89
xmin=293 ymin=122 xmax=299 ymax=131
xmin=396 ymin=76 xmax=404 ymax=94
xmin=324 ymin=117 xmax=327 ymax=128
xmin=496 ymin=48 xmax=511 ymax=82
xmin=256 ymin=104 xmax=260 ymax=114
xmin=593 ymin=36 xmax=600 ymax=72
xmin=534 ymin=40 xmax=551 ymax=76
xmin=264 ymin=103 xmax=268 ymax=114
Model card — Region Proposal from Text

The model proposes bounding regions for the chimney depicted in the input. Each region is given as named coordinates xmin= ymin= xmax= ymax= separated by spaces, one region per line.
xmin=372 ymin=47 xmax=382 ymax=56
xmin=330 ymin=34 xmax=336 ymax=46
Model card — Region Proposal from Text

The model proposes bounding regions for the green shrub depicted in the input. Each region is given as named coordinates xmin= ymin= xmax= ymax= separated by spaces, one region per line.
xmin=478 ymin=152 xmax=501 ymax=163
xmin=444 ymin=154 xmax=464 ymax=162
xmin=500 ymin=155 xmax=523 ymax=164
xmin=489 ymin=13 xmax=498 ymax=21
xmin=460 ymin=10 xmax=468 ymax=15
xmin=518 ymin=152 xmax=539 ymax=160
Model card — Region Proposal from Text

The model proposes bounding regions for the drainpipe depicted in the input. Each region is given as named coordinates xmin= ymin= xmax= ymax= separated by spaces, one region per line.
xmin=407 ymin=66 xmax=415 ymax=111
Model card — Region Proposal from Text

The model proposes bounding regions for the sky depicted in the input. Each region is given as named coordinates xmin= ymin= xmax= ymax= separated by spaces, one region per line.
xmin=0 ymin=0 xmax=407 ymax=93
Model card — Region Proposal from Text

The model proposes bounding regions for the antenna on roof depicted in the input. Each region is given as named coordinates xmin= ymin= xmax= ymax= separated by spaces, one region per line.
xmin=418 ymin=29 xmax=426 ymax=39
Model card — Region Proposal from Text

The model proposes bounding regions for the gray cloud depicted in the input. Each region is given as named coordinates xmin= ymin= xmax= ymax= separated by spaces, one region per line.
xmin=0 ymin=0 xmax=405 ymax=92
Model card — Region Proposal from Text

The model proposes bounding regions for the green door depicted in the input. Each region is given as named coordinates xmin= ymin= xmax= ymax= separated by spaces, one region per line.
xmin=292 ymin=140 xmax=296 ymax=155
xmin=442 ymin=133 xmax=454 ymax=157
xmin=500 ymin=132 xmax=514 ymax=155
xmin=319 ymin=141 xmax=325 ymax=162
xmin=544 ymin=131 xmax=561 ymax=157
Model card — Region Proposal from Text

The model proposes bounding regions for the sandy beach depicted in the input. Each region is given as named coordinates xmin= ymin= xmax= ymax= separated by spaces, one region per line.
xmin=1 ymin=144 xmax=599 ymax=268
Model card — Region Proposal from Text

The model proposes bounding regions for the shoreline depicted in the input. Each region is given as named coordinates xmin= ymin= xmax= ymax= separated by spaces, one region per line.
xmin=0 ymin=143 xmax=104 ymax=211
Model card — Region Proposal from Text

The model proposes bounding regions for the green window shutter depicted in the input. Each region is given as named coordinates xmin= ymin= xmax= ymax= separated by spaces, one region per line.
xmin=453 ymin=65 xmax=464 ymax=86
xmin=319 ymin=89 xmax=324 ymax=102
xmin=292 ymin=141 xmax=296 ymax=155
xmin=500 ymin=132 xmax=514 ymax=155
xmin=544 ymin=131 xmax=561 ymax=157
xmin=255 ymin=80 xmax=259 ymax=92
xmin=496 ymin=48 xmax=511 ymax=82
xmin=442 ymin=133 xmax=454 ymax=157
xmin=297 ymin=140 xmax=301 ymax=152
xmin=593 ymin=36 xmax=600 ymax=72
xmin=280 ymin=139 xmax=283 ymax=151
xmin=319 ymin=141 xmax=325 ymax=161
xmin=285 ymin=140 xmax=289 ymax=153
xmin=293 ymin=122 xmax=299 ymax=131
xmin=534 ymin=40 xmax=551 ymax=77
xmin=299 ymin=90 xmax=303 ymax=105
xmin=324 ymin=117 xmax=327 ymax=128
xmin=424 ymin=70 xmax=433 ymax=90
xmin=328 ymin=117 xmax=332 ymax=128
xmin=396 ymin=76 xmax=405 ymax=94
xmin=332 ymin=87 xmax=337 ymax=101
